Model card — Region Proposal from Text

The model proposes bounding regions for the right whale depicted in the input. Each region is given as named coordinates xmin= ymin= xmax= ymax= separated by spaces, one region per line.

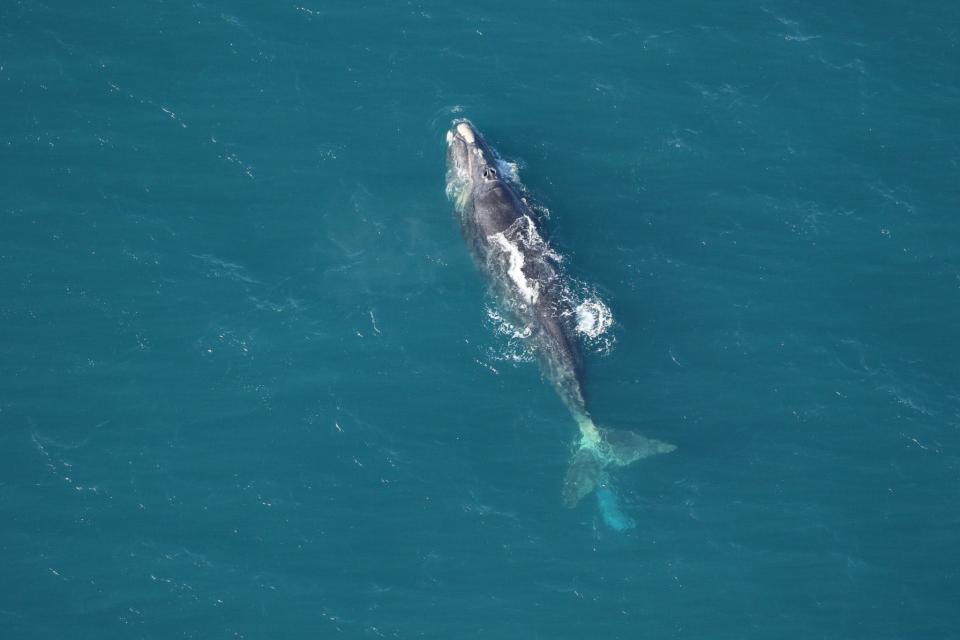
xmin=445 ymin=120 xmax=676 ymax=509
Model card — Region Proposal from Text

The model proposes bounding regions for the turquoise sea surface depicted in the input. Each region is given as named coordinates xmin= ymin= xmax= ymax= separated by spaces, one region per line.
xmin=2 ymin=1 xmax=959 ymax=638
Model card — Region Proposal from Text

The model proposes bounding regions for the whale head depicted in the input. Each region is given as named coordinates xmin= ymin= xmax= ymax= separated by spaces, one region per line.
xmin=445 ymin=120 xmax=503 ymax=210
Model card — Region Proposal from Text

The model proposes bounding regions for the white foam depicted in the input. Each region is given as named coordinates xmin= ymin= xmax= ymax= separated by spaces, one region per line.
xmin=484 ymin=305 xmax=535 ymax=364
xmin=574 ymin=299 xmax=613 ymax=339
xmin=486 ymin=307 xmax=532 ymax=339
xmin=445 ymin=164 xmax=472 ymax=212
xmin=488 ymin=232 xmax=540 ymax=305
xmin=495 ymin=158 xmax=522 ymax=183
xmin=502 ymin=215 xmax=561 ymax=263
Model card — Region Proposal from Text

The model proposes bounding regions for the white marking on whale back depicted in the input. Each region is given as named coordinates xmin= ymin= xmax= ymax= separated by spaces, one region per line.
xmin=488 ymin=231 xmax=540 ymax=305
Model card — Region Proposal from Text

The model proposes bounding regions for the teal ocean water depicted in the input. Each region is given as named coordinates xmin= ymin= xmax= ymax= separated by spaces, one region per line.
xmin=3 ymin=2 xmax=959 ymax=638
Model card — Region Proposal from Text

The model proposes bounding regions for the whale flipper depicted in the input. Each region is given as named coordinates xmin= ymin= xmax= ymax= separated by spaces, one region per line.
xmin=562 ymin=419 xmax=676 ymax=508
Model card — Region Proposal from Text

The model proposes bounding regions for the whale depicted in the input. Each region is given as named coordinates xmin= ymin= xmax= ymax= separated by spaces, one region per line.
xmin=445 ymin=120 xmax=676 ymax=509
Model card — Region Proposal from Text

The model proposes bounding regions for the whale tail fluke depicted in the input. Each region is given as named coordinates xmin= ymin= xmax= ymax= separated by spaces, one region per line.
xmin=562 ymin=418 xmax=676 ymax=509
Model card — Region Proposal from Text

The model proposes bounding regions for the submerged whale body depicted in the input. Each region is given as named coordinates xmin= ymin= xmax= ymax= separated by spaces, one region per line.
xmin=445 ymin=120 xmax=676 ymax=509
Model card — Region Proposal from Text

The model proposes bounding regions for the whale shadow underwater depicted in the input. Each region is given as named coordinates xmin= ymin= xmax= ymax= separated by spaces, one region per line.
xmin=444 ymin=120 xmax=676 ymax=519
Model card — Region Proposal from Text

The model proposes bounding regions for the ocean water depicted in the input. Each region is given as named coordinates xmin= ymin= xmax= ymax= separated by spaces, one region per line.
xmin=2 ymin=1 xmax=959 ymax=638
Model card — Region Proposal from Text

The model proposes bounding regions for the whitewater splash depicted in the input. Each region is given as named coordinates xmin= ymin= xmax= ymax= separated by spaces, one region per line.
xmin=574 ymin=299 xmax=613 ymax=338
xmin=485 ymin=289 xmax=616 ymax=365
xmin=570 ymin=295 xmax=616 ymax=355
